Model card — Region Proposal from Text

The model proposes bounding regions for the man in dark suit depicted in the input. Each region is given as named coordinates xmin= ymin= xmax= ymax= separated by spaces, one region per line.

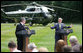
xmin=50 ymin=18 xmax=72 ymax=52
xmin=15 ymin=17 xmax=29 ymax=51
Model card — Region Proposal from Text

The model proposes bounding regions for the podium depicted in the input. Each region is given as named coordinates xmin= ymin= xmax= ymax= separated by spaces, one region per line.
xmin=23 ymin=36 xmax=29 ymax=52
xmin=16 ymin=30 xmax=35 ymax=52
xmin=57 ymin=29 xmax=73 ymax=45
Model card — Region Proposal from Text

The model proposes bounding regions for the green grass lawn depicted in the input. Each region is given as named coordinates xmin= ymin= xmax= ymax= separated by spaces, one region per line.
xmin=1 ymin=23 xmax=82 ymax=52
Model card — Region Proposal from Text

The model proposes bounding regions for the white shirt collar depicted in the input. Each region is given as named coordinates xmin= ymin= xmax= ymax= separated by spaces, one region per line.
xmin=20 ymin=22 xmax=24 ymax=25
xmin=13 ymin=48 xmax=22 ymax=52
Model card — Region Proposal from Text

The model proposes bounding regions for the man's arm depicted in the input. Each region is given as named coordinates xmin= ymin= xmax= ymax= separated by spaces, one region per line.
xmin=63 ymin=23 xmax=72 ymax=28
xmin=50 ymin=23 xmax=57 ymax=29
xmin=24 ymin=26 xmax=29 ymax=30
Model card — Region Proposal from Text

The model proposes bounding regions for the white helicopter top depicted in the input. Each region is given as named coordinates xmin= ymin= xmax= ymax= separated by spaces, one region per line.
xmin=5 ymin=5 xmax=54 ymax=15
xmin=1 ymin=2 xmax=80 ymax=15
xmin=1 ymin=2 xmax=80 ymax=19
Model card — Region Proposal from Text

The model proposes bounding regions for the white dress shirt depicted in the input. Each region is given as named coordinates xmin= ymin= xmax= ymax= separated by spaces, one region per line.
xmin=20 ymin=22 xmax=24 ymax=25
xmin=32 ymin=48 xmax=38 ymax=52
xmin=13 ymin=48 xmax=22 ymax=52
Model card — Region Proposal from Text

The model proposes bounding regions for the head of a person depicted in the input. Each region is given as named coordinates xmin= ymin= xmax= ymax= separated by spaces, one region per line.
xmin=69 ymin=36 xmax=78 ymax=46
xmin=62 ymin=45 xmax=73 ymax=52
xmin=8 ymin=41 xmax=17 ymax=52
xmin=20 ymin=17 xmax=26 ymax=24
xmin=38 ymin=47 xmax=48 ymax=52
xmin=58 ymin=18 xmax=63 ymax=23
xmin=28 ymin=43 xmax=37 ymax=52
xmin=56 ymin=39 xmax=65 ymax=52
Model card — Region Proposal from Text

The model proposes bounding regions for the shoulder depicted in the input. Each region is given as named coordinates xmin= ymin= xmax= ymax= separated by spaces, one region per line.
xmin=61 ymin=23 xmax=64 ymax=24
xmin=17 ymin=23 xmax=22 ymax=26
xmin=13 ymin=49 xmax=22 ymax=52
xmin=72 ymin=44 xmax=80 ymax=52
xmin=54 ymin=23 xmax=58 ymax=25
xmin=61 ymin=23 xmax=65 ymax=25
xmin=16 ymin=23 xmax=22 ymax=28
xmin=73 ymin=43 xmax=80 ymax=48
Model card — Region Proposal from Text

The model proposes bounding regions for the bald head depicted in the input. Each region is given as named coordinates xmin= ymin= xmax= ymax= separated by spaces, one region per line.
xmin=28 ymin=43 xmax=37 ymax=50
xmin=69 ymin=36 xmax=78 ymax=43
xmin=38 ymin=47 xmax=48 ymax=52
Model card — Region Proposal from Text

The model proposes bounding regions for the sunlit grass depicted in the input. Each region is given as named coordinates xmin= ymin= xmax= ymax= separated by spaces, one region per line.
xmin=1 ymin=23 xmax=82 ymax=52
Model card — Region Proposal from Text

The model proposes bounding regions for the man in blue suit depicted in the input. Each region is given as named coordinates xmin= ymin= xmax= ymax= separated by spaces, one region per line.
xmin=50 ymin=18 xmax=72 ymax=52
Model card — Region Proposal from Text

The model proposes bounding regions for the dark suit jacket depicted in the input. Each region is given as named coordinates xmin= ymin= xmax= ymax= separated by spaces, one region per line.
xmin=15 ymin=23 xmax=29 ymax=38
xmin=15 ymin=23 xmax=29 ymax=51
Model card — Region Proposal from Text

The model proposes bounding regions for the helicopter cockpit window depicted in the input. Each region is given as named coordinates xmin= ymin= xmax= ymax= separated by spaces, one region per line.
xmin=26 ymin=8 xmax=35 ymax=11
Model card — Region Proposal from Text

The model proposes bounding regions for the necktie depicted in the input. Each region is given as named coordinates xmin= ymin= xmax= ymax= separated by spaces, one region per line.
xmin=59 ymin=23 xmax=61 ymax=29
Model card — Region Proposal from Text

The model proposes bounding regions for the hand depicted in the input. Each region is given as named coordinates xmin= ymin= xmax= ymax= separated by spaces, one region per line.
xmin=70 ymin=24 xmax=73 ymax=27
xmin=25 ymin=26 xmax=29 ymax=29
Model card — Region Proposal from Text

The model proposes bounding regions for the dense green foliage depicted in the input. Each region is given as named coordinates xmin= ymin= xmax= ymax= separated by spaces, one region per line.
xmin=1 ymin=1 xmax=82 ymax=23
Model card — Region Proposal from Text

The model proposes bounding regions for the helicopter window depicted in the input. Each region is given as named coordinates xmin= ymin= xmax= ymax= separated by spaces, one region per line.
xmin=36 ymin=8 xmax=39 ymax=11
xmin=46 ymin=12 xmax=50 ymax=15
xmin=26 ymin=8 xmax=35 ymax=11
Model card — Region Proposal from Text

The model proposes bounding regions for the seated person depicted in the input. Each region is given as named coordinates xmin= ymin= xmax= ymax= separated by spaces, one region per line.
xmin=69 ymin=36 xmax=81 ymax=52
xmin=38 ymin=47 xmax=48 ymax=52
xmin=28 ymin=43 xmax=38 ymax=52
xmin=8 ymin=41 xmax=21 ymax=52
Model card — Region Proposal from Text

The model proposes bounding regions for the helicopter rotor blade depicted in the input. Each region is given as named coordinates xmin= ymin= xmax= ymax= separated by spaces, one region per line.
xmin=1 ymin=2 xmax=40 ymax=7
xmin=1 ymin=2 xmax=80 ymax=12
xmin=29 ymin=2 xmax=80 ymax=12
xmin=30 ymin=2 xmax=80 ymax=12
xmin=1 ymin=4 xmax=30 ymax=7
xmin=44 ymin=5 xmax=80 ymax=12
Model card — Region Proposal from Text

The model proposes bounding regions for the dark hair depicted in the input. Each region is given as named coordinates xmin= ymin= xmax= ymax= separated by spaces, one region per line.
xmin=62 ymin=45 xmax=73 ymax=52
xmin=8 ymin=41 xmax=16 ymax=48
xmin=20 ymin=17 xmax=26 ymax=22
